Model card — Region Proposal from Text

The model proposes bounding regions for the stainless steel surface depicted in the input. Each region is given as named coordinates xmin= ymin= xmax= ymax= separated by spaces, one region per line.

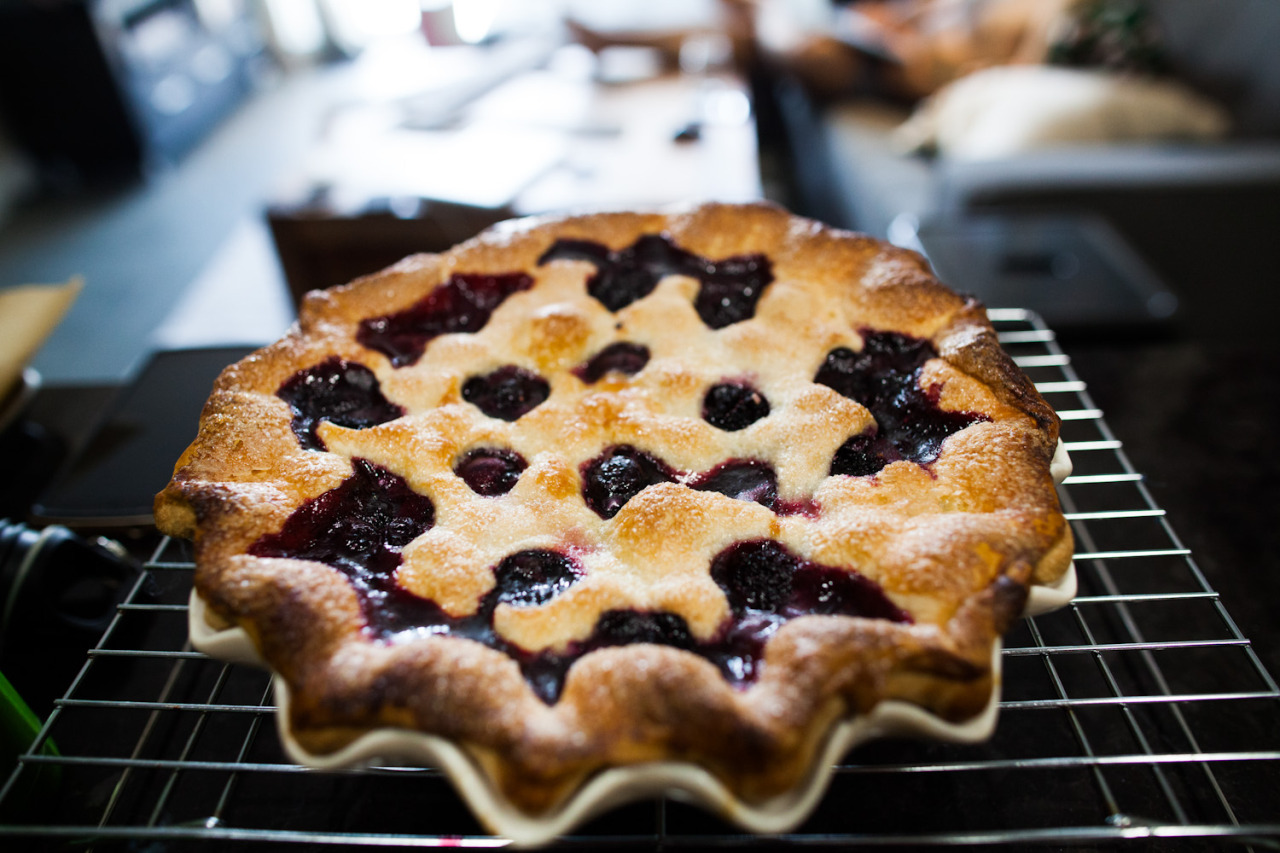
xmin=2 ymin=311 xmax=1278 ymax=849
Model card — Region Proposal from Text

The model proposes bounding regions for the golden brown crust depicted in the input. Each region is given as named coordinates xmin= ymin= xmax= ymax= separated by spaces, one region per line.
xmin=157 ymin=202 xmax=1071 ymax=818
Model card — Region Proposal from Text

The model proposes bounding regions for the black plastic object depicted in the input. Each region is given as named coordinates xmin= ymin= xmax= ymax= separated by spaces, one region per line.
xmin=911 ymin=214 xmax=1178 ymax=329
xmin=0 ymin=370 xmax=64 ymax=521
xmin=31 ymin=346 xmax=256 ymax=528
xmin=0 ymin=521 xmax=140 ymax=662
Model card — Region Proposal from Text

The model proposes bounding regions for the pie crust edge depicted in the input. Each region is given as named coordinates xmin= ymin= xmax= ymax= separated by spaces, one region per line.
xmin=156 ymin=201 xmax=1075 ymax=837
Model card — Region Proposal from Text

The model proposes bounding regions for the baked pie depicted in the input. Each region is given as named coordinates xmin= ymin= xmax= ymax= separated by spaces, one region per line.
xmin=157 ymin=202 xmax=1074 ymax=844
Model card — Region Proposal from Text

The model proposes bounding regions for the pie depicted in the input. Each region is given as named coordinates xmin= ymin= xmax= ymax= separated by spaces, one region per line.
xmin=156 ymin=202 xmax=1074 ymax=843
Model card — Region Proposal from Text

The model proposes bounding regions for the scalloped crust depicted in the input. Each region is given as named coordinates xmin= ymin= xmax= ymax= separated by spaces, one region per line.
xmin=189 ymin=566 xmax=1075 ymax=846
xmin=187 ymin=446 xmax=1075 ymax=846
xmin=163 ymin=203 xmax=1076 ymax=843
xmin=188 ymin=591 xmax=1000 ymax=845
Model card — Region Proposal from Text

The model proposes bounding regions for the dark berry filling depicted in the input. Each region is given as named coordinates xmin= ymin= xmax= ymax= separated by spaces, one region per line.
xmin=538 ymin=234 xmax=772 ymax=328
xmin=592 ymin=609 xmax=696 ymax=649
xmin=690 ymin=459 xmax=778 ymax=510
xmin=378 ymin=549 xmax=584 ymax=647
xmin=581 ymin=445 xmax=678 ymax=519
xmin=714 ymin=540 xmax=797 ymax=613
xmin=254 ymin=468 xmax=909 ymax=703
xmin=462 ymin=365 xmax=550 ymax=421
xmin=516 ymin=610 xmax=698 ymax=705
xmin=346 ymin=547 xmax=589 ymax=701
xmin=816 ymin=330 xmax=987 ymax=474
xmin=248 ymin=459 xmax=435 ymax=612
xmin=692 ymin=252 xmax=771 ymax=329
xmin=277 ymin=358 xmax=404 ymax=451
xmin=455 ymin=447 xmax=526 ymax=496
xmin=703 ymin=382 xmax=770 ymax=431
xmin=829 ymin=432 xmax=899 ymax=478
xmin=573 ymin=342 xmax=650 ymax=384
xmin=492 ymin=549 xmax=582 ymax=607
xmin=357 ymin=272 xmax=533 ymax=367
xmin=538 ymin=236 xmax=665 ymax=312
xmin=523 ymin=541 xmax=910 ymax=701
xmin=706 ymin=539 xmax=911 ymax=682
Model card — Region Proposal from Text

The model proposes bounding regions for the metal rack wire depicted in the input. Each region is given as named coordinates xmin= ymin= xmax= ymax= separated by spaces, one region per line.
xmin=2 ymin=310 xmax=1278 ymax=849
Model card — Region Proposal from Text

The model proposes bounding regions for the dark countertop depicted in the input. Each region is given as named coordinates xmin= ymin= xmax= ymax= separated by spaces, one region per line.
xmin=1065 ymin=336 xmax=1280 ymax=680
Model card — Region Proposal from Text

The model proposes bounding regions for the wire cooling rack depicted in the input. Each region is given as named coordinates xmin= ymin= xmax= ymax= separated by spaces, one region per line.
xmin=2 ymin=310 xmax=1278 ymax=850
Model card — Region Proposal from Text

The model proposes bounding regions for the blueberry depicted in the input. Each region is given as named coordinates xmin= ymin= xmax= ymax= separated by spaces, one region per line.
xmin=710 ymin=540 xmax=798 ymax=614
xmin=455 ymin=448 xmax=526 ymax=496
xmin=692 ymin=253 xmax=771 ymax=329
xmin=690 ymin=460 xmax=778 ymax=509
xmin=703 ymin=383 xmax=769 ymax=431
xmin=462 ymin=365 xmax=550 ymax=421
xmin=250 ymin=458 xmax=434 ymax=583
xmin=790 ymin=565 xmax=911 ymax=622
xmin=816 ymin=331 xmax=985 ymax=466
xmin=539 ymin=234 xmax=772 ymax=326
xmin=492 ymin=550 xmax=581 ymax=607
xmin=581 ymin=445 xmax=678 ymax=519
xmin=829 ymin=432 xmax=897 ymax=477
xmin=591 ymin=610 xmax=694 ymax=650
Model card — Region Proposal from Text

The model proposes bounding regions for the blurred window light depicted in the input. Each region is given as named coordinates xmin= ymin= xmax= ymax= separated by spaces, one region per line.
xmin=703 ymin=87 xmax=751 ymax=126
xmin=151 ymin=73 xmax=197 ymax=115
xmin=191 ymin=43 xmax=234 ymax=84
xmin=260 ymin=0 xmax=328 ymax=57
xmin=193 ymin=0 xmax=242 ymax=32
xmin=452 ymin=0 xmax=504 ymax=45
xmin=323 ymin=0 xmax=423 ymax=50
xmin=565 ymin=0 xmax=721 ymax=34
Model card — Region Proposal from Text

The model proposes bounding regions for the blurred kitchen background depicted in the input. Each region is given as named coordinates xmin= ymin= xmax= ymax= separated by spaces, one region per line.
xmin=2 ymin=0 xmax=1277 ymax=387
xmin=1 ymin=0 xmax=770 ymax=384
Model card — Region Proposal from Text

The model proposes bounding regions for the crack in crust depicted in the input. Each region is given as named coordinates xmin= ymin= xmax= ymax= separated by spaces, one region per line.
xmin=156 ymin=202 xmax=1072 ymax=824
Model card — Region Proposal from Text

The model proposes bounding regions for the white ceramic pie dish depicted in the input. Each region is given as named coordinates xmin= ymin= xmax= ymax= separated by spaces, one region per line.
xmin=186 ymin=442 xmax=1075 ymax=846
xmin=189 ymin=589 xmax=1010 ymax=845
